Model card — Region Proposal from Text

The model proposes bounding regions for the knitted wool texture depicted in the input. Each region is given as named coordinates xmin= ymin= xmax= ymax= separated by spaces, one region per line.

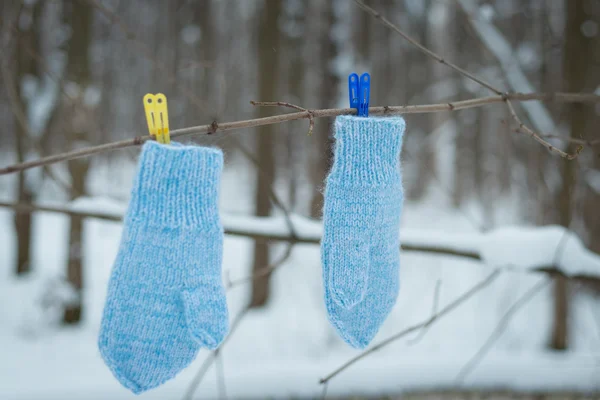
xmin=321 ymin=115 xmax=405 ymax=349
xmin=98 ymin=141 xmax=228 ymax=394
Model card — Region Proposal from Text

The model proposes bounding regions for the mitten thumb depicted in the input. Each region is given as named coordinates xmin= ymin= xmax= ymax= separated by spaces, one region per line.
xmin=181 ymin=286 xmax=229 ymax=349
xmin=326 ymin=239 xmax=370 ymax=310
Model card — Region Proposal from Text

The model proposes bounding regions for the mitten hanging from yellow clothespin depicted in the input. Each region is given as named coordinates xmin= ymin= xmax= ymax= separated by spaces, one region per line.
xmin=143 ymin=93 xmax=171 ymax=144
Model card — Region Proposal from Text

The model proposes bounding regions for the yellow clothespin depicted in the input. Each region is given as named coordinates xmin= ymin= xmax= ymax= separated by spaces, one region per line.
xmin=143 ymin=93 xmax=171 ymax=144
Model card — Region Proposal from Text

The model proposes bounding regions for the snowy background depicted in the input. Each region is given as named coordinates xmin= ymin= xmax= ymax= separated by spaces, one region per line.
xmin=1 ymin=1 xmax=599 ymax=399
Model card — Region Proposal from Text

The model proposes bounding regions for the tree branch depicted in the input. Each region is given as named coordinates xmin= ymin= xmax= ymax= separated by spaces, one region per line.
xmin=182 ymin=306 xmax=250 ymax=400
xmin=353 ymin=0 xmax=587 ymax=160
xmin=455 ymin=277 xmax=551 ymax=382
xmin=353 ymin=0 xmax=502 ymax=95
xmin=251 ymin=101 xmax=315 ymax=136
xmin=319 ymin=270 xmax=502 ymax=384
xmin=83 ymin=0 xmax=211 ymax=114
xmin=226 ymin=244 xmax=294 ymax=289
xmin=1 ymin=200 xmax=599 ymax=285
xmin=182 ymin=243 xmax=296 ymax=400
xmin=0 ymin=200 xmax=481 ymax=259
xmin=407 ymin=280 xmax=442 ymax=346
xmin=229 ymin=139 xmax=299 ymax=240
xmin=0 ymin=92 xmax=598 ymax=176
xmin=505 ymin=99 xmax=582 ymax=160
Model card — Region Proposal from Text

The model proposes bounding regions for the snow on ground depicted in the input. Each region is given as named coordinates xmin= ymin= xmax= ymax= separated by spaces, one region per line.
xmin=0 ymin=156 xmax=599 ymax=400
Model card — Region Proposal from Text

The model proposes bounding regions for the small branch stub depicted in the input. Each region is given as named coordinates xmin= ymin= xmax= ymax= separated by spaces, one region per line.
xmin=251 ymin=100 xmax=315 ymax=136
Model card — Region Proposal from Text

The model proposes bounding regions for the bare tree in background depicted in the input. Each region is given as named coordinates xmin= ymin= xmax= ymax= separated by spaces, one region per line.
xmin=309 ymin=0 xmax=339 ymax=219
xmin=61 ymin=0 xmax=94 ymax=324
xmin=550 ymin=0 xmax=599 ymax=350
xmin=5 ymin=2 xmax=63 ymax=276
xmin=8 ymin=2 xmax=42 ymax=276
xmin=250 ymin=0 xmax=281 ymax=308
xmin=283 ymin=0 xmax=306 ymax=211
xmin=577 ymin=2 xmax=600 ymax=256
xmin=400 ymin=0 xmax=436 ymax=201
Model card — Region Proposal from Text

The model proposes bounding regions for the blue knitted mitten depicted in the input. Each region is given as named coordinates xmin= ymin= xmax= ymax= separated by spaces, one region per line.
xmin=321 ymin=116 xmax=405 ymax=349
xmin=98 ymin=141 xmax=228 ymax=393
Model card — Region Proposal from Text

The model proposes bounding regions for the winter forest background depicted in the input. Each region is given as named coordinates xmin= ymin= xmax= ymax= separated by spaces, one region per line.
xmin=0 ymin=0 xmax=599 ymax=399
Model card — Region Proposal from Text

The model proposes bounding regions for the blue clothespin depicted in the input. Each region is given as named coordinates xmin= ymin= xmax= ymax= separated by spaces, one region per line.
xmin=348 ymin=73 xmax=359 ymax=113
xmin=349 ymin=72 xmax=370 ymax=117
xmin=358 ymin=72 xmax=370 ymax=117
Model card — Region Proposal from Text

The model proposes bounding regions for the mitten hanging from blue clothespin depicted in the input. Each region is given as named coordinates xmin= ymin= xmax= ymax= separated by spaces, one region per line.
xmin=321 ymin=72 xmax=405 ymax=349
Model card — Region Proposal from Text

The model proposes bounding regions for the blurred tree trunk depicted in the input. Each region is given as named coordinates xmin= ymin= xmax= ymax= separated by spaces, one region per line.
xmin=250 ymin=0 xmax=281 ymax=308
xmin=352 ymin=0 xmax=370 ymax=64
xmin=199 ymin=0 xmax=214 ymax=117
xmin=309 ymin=0 xmax=338 ymax=219
xmin=427 ymin=1 xmax=457 ymax=209
xmin=407 ymin=0 xmax=435 ymax=200
xmin=403 ymin=0 xmax=434 ymax=201
xmin=370 ymin=0 xmax=392 ymax=105
xmin=526 ymin=1 xmax=561 ymax=226
xmin=550 ymin=0 xmax=591 ymax=350
xmin=579 ymin=4 xmax=600 ymax=256
xmin=9 ymin=2 xmax=43 ymax=275
xmin=452 ymin=21 xmax=476 ymax=208
xmin=62 ymin=0 xmax=93 ymax=324
xmin=284 ymin=0 xmax=306 ymax=211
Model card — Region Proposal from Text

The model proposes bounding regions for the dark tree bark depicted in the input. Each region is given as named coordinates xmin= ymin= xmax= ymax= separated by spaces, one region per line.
xmin=452 ymin=21 xmax=474 ymax=208
xmin=62 ymin=0 xmax=93 ymax=324
xmin=550 ymin=0 xmax=594 ymax=350
xmin=578 ymin=3 xmax=600 ymax=256
xmin=283 ymin=0 xmax=306 ymax=211
xmin=403 ymin=0 xmax=435 ymax=201
xmin=309 ymin=1 xmax=338 ymax=219
xmin=10 ymin=2 xmax=43 ymax=275
xmin=249 ymin=0 xmax=281 ymax=308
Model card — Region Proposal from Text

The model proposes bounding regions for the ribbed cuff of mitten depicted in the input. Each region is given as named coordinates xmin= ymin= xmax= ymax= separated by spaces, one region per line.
xmin=128 ymin=141 xmax=223 ymax=228
xmin=329 ymin=116 xmax=405 ymax=184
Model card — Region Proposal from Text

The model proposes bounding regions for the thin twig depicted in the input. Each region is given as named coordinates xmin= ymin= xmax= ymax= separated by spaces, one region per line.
xmin=0 ymin=50 xmax=75 ymax=195
xmin=355 ymin=0 xmax=585 ymax=160
xmin=408 ymin=280 xmax=442 ymax=345
xmin=182 ymin=307 xmax=249 ymax=400
xmin=539 ymin=134 xmax=600 ymax=147
xmin=215 ymin=350 xmax=227 ymax=400
xmin=353 ymin=0 xmax=502 ymax=95
xmin=506 ymin=100 xmax=583 ymax=160
xmin=231 ymin=139 xmax=299 ymax=240
xmin=1 ymin=92 xmax=598 ymax=176
xmin=509 ymin=125 xmax=600 ymax=147
xmin=319 ymin=270 xmax=502 ymax=384
xmin=402 ymin=140 xmax=485 ymax=232
xmin=320 ymin=382 xmax=329 ymax=400
xmin=42 ymin=165 xmax=75 ymax=195
xmin=453 ymin=1 xmax=585 ymax=159
xmin=83 ymin=0 xmax=210 ymax=114
xmin=455 ymin=277 xmax=551 ymax=382
xmin=182 ymin=355 xmax=215 ymax=400
xmin=251 ymin=101 xmax=315 ymax=136
xmin=453 ymin=0 xmax=561 ymax=138
xmin=183 ymin=243 xmax=297 ymax=400
xmin=227 ymin=244 xmax=294 ymax=288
